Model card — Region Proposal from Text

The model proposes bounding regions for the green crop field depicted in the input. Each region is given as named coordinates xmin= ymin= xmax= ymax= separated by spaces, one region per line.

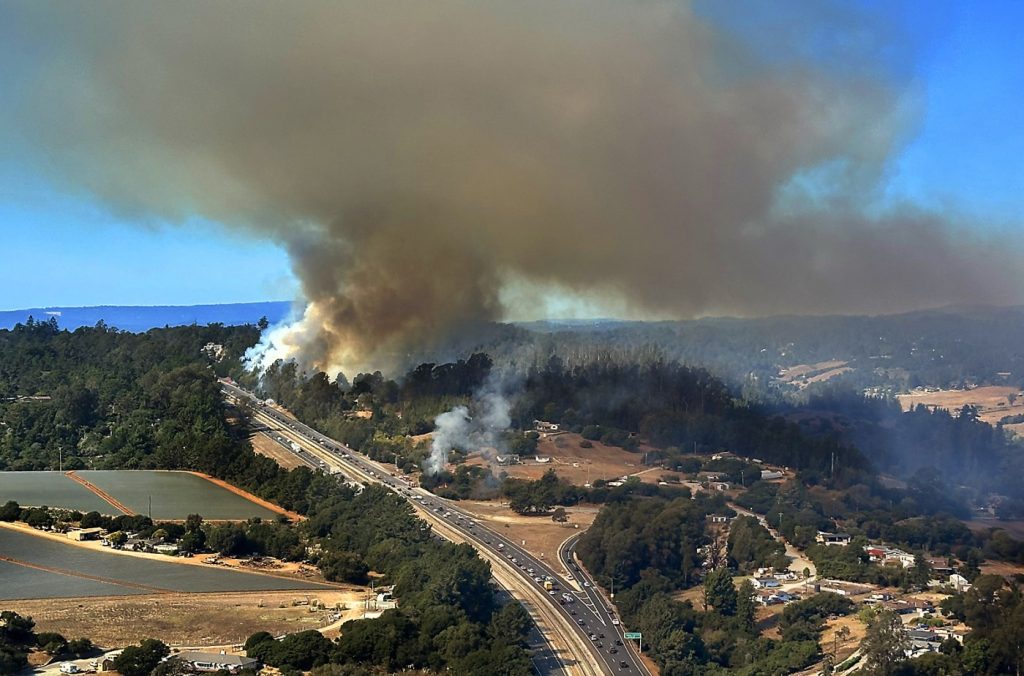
xmin=0 ymin=470 xmax=281 ymax=520
xmin=77 ymin=470 xmax=280 ymax=520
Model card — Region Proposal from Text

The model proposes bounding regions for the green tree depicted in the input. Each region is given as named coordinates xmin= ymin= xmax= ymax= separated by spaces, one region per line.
xmin=67 ymin=638 xmax=94 ymax=657
xmin=0 ymin=501 xmax=19 ymax=521
xmin=735 ymin=579 xmax=756 ymax=633
xmin=703 ymin=568 xmax=737 ymax=616
xmin=861 ymin=610 xmax=908 ymax=676
xmin=320 ymin=551 xmax=370 ymax=584
xmin=112 ymin=638 xmax=171 ymax=676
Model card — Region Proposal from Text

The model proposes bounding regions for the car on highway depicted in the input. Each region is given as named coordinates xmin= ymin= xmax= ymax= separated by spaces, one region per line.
xmin=620 ymin=661 xmax=630 ymax=669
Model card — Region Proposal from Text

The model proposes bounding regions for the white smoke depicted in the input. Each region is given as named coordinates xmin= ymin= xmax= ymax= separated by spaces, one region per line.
xmin=423 ymin=376 xmax=515 ymax=475
xmin=425 ymin=406 xmax=473 ymax=475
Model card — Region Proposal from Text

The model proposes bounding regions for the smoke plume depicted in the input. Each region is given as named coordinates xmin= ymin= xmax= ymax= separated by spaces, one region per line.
xmin=424 ymin=374 xmax=513 ymax=475
xmin=5 ymin=1 xmax=1023 ymax=376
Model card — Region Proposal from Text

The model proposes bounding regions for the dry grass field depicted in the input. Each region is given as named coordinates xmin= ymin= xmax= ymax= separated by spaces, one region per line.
xmin=455 ymin=500 xmax=597 ymax=565
xmin=8 ymin=589 xmax=368 ymax=648
xmin=250 ymin=432 xmax=310 ymax=470
xmin=472 ymin=432 xmax=649 ymax=486
xmin=778 ymin=361 xmax=852 ymax=388
xmin=897 ymin=386 xmax=1024 ymax=433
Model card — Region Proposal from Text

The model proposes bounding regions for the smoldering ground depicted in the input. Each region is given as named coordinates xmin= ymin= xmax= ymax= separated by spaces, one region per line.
xmin=5 ymin=1 xmax=1023 ymax=377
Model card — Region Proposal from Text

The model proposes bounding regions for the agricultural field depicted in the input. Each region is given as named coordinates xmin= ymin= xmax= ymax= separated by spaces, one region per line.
xmin=0 ymin=470 xmax=284 ymax=520
xmin=77 ymin=470 xmax=283 ymax=520
xmin=0 ymin=471 xmax=114 ymax=514
xmin=0 ymin=527 xmax=334 ymax=600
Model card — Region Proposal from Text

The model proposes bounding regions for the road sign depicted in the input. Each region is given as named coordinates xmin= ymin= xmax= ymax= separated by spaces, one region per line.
xmin=624 ymin=632 xmax=642 ymax=640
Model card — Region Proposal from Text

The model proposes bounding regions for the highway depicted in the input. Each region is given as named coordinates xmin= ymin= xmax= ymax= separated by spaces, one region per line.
xmin=221 ymin=380 xmax=648 ymax=675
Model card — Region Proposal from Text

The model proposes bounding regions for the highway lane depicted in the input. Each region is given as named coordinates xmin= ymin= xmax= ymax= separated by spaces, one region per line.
xmin=223 ymin=381 xmax=628 ymax=675
xmin=560 ymin=535 xmax=653 ymax=676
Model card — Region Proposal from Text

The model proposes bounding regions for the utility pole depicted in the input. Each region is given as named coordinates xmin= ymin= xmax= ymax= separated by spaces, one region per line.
xmin=149 ymin=495 xmax=152 ymax=520
xmin=58 ymin=446 xmax=62 ymax=472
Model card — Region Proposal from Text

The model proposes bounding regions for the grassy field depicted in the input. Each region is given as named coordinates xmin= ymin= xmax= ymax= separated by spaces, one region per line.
xmin=0 ymin=526 xmax=335 ymax=600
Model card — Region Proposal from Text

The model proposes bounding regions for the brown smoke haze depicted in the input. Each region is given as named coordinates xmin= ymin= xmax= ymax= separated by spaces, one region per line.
xmin=6 ymin=1 xmax=1023 ymax=376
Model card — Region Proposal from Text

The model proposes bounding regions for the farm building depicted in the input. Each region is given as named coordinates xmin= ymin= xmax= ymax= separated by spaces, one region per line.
xmin=67 ymin=527 xmax=104 ymax=541
xmin=171 ymin=651 xmax=260 ymax=674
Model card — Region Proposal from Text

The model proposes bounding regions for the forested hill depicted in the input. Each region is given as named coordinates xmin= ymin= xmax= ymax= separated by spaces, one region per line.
xmin=0 ymin=301 xmax=291 ymax=332
xmin=0 ymin=320 xmax=262 ymax=471
xmin=502 ymin=305 xmax=1024 ymax=392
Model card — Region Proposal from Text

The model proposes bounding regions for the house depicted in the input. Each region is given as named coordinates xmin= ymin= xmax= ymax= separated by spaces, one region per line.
xmin=707 ymin=515 xmax=730 ymax=524
xmin=756 ymin=590 xmax=796 ymax=606
xmin=927 ymin=558 xmax=955 ymax=575
xmin=534 ymin=456 xmax=552 ymax=464
xmin=815 ymin=531 xmax=852 ymax=547
xmin=495 ymin=455 xmax=520 ymax=466
xmin=153 ymin=543 xmax=179 ymax=556
xmin=864 ymin=544 xmax=916 ymax=568
xmin=67 ymin=527 xmax=104 ymax=541
xmin=713 ymin=482 xmax=731 ymax=491
xmin=760 ymin=470 xmax=785 ymax=481
xmin=533 ymin=420 xmax=560 ymax=433
xmin=905 ymin=629 xmax=943 ymax=657
xmin=711 ymin=452 xmax=734 ymax=460
xmin=752 ymin=577 xmax=781 ymax=589
xmin=949 ymin=573 xmax=971 ymax=592
xmin=172 ymin=651 xmax=260 ymax=674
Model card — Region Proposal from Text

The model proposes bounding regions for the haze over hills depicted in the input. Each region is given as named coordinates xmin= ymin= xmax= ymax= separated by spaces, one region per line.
xmin=0 ymin=301 xmax=292 ymax=332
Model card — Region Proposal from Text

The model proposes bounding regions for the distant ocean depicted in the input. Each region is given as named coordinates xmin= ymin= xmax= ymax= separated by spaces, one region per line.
xmin=0 ymin=301 xmax=293 ymax=332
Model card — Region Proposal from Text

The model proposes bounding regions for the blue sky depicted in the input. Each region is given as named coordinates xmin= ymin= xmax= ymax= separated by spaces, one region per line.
xmin=0 ymin=1 xmax=1022 ymax=311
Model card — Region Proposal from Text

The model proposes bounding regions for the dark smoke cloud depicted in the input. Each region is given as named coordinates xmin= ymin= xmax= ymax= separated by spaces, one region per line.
xmin=5 ymin=1 xmax=1022 ymax=376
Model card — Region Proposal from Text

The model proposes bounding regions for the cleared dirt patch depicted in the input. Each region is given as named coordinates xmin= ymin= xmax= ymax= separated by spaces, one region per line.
xmin=8 ymin=589 xmax=368 ymax=648
xmin=820 ymin=614 xmax=866 ymax=665
xmin=456 ymin=500 xmax=596 ymax=565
